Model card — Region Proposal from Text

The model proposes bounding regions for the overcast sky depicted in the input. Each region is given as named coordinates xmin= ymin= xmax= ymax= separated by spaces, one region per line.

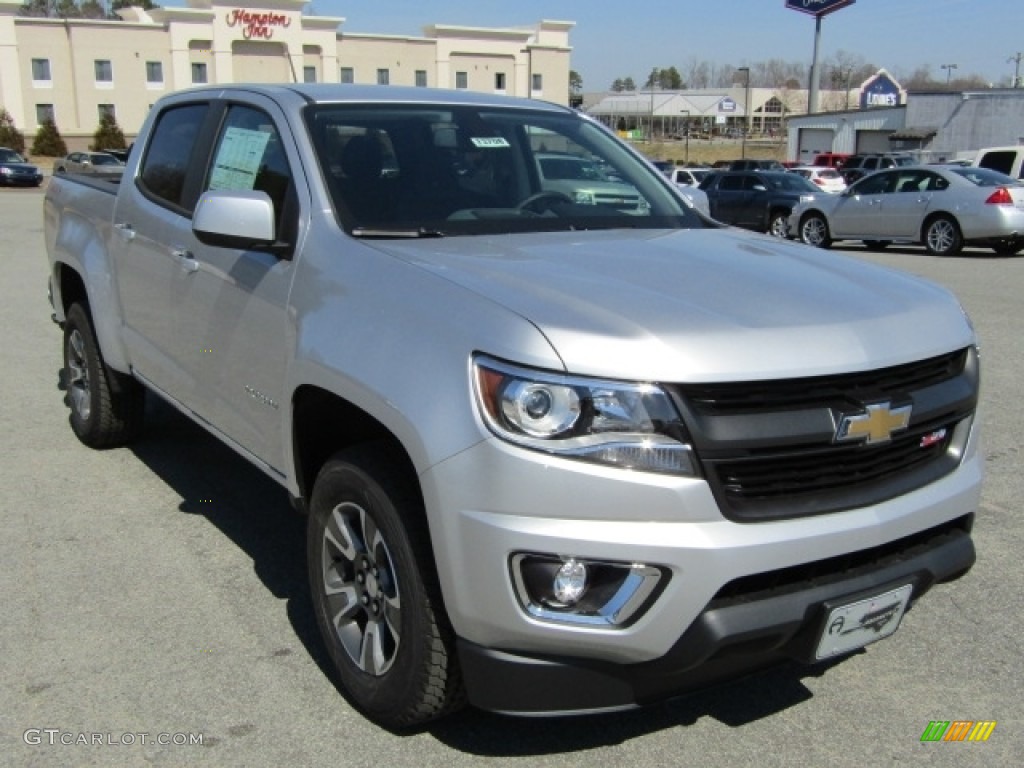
xmin=291 ymin=0 xmax=1020 ymax=89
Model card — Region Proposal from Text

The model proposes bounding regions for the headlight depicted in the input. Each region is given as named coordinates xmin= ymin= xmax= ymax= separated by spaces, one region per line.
xmin=473 ymin=355 xmax=697 ymax=475
xmin=573 ymin=189 xmax=596 ymax=205
xmin=0 ymin=167 xmax=12 ymax=175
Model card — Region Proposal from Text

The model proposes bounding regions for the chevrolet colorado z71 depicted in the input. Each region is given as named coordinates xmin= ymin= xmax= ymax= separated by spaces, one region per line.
xmin=45 ymin=84 xmax=981 ymax=728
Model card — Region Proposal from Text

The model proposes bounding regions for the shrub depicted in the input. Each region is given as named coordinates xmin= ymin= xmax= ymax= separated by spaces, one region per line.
xmin=91 ymin=112 xmax=126 ymax=151
xmin=31 ymin=118 xmax=68 ymax=157
xmin=0 ymin=108 xmax=26 ymax=154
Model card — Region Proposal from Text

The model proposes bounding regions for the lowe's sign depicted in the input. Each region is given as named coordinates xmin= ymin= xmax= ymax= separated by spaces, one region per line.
xmin=860 ymin=71 xmax=903 ymax=109
xmin=785 ymin=0 xmax=856 ymax=17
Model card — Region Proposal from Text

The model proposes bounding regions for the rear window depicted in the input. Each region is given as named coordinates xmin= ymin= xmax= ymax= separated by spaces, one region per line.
xmin=977 ymin=150 xmax=1017 ymax=176
xmin=951 ymin=167 xmax=1021 ymax=187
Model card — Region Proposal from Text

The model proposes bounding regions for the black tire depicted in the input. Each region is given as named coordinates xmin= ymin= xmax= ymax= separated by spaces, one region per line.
xmin=307 ymin=444 xmax=464 ymax=729
xmin=863 ymin=240 xmax=890 ymax=251
xmin=63 ymin=302 xmax=144 ymax=448
xmin=923 ymin=215 xmax=963 ymax=256
xmin=768 ymin=209 xmax=790 ymax=238
xmin=799 ymin=212 xmax=831 ymax=248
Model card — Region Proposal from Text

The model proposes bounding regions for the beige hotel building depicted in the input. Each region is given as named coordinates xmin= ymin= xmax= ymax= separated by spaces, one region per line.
xmin=0 ymin=0 xmax=573 ymax=148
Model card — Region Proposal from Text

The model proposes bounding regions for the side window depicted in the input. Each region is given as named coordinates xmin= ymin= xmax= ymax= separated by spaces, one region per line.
xmin=139 ymin=103 xmax=209 ymax=208
xmin=205 ymin=104 xmax=293 ymax=226
xmin=977 ymin=151 xmax=1014 ymax=176
xmin=719 ymin=176 xmax=744 ymax=191
xmin=854 ymin=172 xmax=894 ymax=195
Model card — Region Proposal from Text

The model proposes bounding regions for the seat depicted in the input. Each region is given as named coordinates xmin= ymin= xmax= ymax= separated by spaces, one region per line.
xmin=339 ymin=134 xmax=389 ymax=222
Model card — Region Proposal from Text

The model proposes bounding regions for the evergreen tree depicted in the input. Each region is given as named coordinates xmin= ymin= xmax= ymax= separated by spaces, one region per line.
xmin=31 ymin=118 xmax=68 ymax=157
xmin=0 ymin=108 xmax=27 ymax=154
xmin=92 ymin=111 xmax=126 ymax=151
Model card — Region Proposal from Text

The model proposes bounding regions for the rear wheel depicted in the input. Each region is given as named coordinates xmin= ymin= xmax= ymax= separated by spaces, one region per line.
xmin=768 ymin=210 xmax=790 ymax=238
xmin=799 ymin=213 xmax=831 ymax=248
xmin=63 ymin=302 xmax=144 ymax=448
xmin=307 ymin=444 xmax=464 ymax=729
xmin=923 ymin=215 xmax=963 ymax=256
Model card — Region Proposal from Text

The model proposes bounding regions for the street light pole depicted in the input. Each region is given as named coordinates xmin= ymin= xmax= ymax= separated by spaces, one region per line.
xmin=941 ymin=63 xmax=958 ymax=85
xmin=680 ymin=109 xmax=691 ymax=163
xmin=737 ymin=67 xmax=750 ymax=159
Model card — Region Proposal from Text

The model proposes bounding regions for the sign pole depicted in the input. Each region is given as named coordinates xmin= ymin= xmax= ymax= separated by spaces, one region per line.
xmin=808 ymin=14 xmax=822 ymax=114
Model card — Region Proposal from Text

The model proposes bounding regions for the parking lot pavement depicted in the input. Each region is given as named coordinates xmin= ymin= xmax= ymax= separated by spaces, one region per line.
xmin=2 ymin=186 xmax=1021 ymax=767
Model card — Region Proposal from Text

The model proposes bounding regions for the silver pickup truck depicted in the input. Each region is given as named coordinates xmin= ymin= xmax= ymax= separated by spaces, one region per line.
xmin=44 ymin=84 xmax=981 ymax=728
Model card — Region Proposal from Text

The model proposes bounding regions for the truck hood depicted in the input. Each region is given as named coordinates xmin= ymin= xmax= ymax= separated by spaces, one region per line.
xmin=372 ymin=228 xmax=973 ymax=382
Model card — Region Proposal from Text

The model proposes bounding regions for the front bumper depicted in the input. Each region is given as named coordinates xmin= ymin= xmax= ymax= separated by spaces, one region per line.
xmin=421 ymin=423 xmax=981 ymax=714
xmin=457 ymin=515 xmax=974 ymax=714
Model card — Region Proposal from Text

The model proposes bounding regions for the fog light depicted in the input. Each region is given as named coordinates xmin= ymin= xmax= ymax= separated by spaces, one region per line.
xmin=553 ymin=559 xmax=588 ymax=606
xmin=511 ymin=553 xmax=667 ymax=627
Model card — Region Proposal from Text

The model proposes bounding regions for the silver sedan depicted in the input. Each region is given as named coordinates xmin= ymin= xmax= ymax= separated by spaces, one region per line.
xmin=53 ymin=151 xmax=125 ymax=179
xmin=789 ymin=165 xmax=1024 ymax=256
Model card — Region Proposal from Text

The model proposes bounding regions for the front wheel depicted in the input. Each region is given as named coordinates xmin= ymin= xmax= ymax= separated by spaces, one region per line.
xmin=923 ymin=215 xmax=963 ymax=256
xmin=799 ymin=213 xmax=832 ymax=248
xmin=63 ymin=302 xmax=144 ymax=448
xmin=307 ymin=445 xmax=464 ymax=729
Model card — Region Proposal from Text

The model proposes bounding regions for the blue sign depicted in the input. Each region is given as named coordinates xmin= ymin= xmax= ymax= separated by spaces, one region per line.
xmin=785 ymin=0 xmax=856 ymax=17
xmin=860 ymin=72 xmax=902 ymax=109
xmin=719 ymin=98 xmax=737 ymax=113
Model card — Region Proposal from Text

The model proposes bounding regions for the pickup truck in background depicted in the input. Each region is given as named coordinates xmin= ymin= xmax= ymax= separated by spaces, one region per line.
xmin=45 ymin=84 xmax=982 ymax=729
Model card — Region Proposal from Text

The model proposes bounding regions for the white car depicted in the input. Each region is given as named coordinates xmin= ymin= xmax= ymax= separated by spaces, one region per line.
xmin=667 ymin=167 xmax=711 ymax=187
xmin=789 ymin=166 xmax=847 ymax=194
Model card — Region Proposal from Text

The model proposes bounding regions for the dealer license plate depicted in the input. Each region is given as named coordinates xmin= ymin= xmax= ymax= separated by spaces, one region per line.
xmin=815 ymin=584 xmax=913 ymax=660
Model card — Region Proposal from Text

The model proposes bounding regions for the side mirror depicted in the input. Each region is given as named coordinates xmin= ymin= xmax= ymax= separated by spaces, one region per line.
xmin=193 ymin=189 xmax=276 ymax=248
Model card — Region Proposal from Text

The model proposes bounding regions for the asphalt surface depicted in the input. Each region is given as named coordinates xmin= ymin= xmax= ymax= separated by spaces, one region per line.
xmin=2 ymin=185 xmax=1020 ymax=767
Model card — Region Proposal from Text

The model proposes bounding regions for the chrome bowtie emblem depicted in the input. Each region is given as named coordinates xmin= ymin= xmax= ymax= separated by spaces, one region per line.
xmin=835 ymin=402 xmax=912 ymax=445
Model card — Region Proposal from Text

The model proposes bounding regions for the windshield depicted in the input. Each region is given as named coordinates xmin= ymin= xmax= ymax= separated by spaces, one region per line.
xmin=0 ymin=149 xmax=26 ymax=163
xmin=304 ymin=103 xmax=702 ymax=237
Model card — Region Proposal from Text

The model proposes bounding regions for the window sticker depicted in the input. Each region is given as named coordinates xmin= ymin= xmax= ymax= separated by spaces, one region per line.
xmin=470 ymin=136 xmax=510 ymax=149
xmin=209 ymin=126 xmax=272 ymax=190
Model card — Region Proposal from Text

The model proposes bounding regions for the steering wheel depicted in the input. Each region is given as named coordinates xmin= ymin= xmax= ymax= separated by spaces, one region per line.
xmin=516 ymin=190 xmax=573 ymax=214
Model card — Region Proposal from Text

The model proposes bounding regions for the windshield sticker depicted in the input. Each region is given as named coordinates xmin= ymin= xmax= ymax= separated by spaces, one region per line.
xmin=470 ymin=137 xmax=510 ymax=149
xmin=209 ymin=126 xmax=272 ymax=190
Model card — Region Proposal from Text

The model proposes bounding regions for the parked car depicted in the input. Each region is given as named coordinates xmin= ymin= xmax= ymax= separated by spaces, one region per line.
xmin=812 ymin=152 xmax=851 ymax=169
xmin=728 ymin=159 xmax=786 ymax=172
xmin=840 ymin=153 xmax=915 ymax=184
xmin=667 ymin=166 xmax=711 ymax=187
xmin=972 ymin=145 xmax=1024 ymax=180
xmin=789 ymin=165 xmax=847 ymax=194
xmin=790 ymin=165 xmax=1024 ymax=256
xmin=699 ymin=169 xmax=818 ymax=236
xmin=53 ymin=151 xmax=125 ymax=179
xmin=535 ymin=152 xmax=647 ymax=212
xmin=0 ymin=146 xmax=43 ymax=187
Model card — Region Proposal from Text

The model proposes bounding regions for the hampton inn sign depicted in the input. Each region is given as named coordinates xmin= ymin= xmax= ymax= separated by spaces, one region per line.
xmin=225 ymin=8 xmax=293 ymax=39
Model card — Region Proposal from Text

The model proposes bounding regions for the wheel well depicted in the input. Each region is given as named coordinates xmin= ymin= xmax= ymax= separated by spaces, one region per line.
xmin=923 ymin=211 xmax=958 ymax=229
xmin=291 ymin=385 xmax=418 ymax=512
xmin=58 ymin=263 xmax=88 ymax=315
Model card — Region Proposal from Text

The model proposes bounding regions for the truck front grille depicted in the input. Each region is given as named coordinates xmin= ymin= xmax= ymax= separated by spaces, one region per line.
xmin=672 ymin=348 xmax=977 ymax=522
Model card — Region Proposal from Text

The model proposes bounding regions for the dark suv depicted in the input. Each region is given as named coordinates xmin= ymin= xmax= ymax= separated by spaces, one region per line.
xmin=840 ymin=153 xmax=915 ymax=184
xmin=698 ymin=170 xmax=818 ymax=237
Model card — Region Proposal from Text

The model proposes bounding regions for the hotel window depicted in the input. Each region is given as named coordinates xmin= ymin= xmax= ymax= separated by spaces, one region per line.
xmin=340 ymin=67 xmax=354 ymax=84
xmin=415 ymin=70 xmax=427 ymax=87
xmin=455 ymin=71 xmax=468 ymax=89
xmin=191 ymin=63 xmax=208 ymax=84
xmin=35 ymin=104 xmax=55 ymax=124
xmin=95 ymin=59 xmax=113 ymax=84
xmin=376 ymin=68 xmax=390 ymax=85
xmin=532 ymin=73 xmax=543 ymax=93
xmin=32 ymin=58 xmax=52 ymax=83
xmin=304 ymin=66 xmax=317 ymax=84
xmin=494 ymin=73 xmax=506 ymax=92
xmin=98 ymin=104 xmax=116 ymax=121
xmin=146 ymin=62 xmax=163 ymax=85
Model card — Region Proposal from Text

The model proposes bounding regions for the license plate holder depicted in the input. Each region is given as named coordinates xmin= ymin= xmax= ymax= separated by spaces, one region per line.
xmin=815 ymin=584 xmax=913 ymax=660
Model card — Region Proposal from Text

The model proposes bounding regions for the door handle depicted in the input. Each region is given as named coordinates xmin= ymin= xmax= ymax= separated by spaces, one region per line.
xmin=114 ymin=222 xmax=135 ymax=241
xmin=171 ymin=247 xmax=199 ymax=273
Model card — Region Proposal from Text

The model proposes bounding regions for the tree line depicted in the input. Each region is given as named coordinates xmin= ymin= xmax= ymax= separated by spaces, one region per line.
xmin=18 ymin=0 xmax=158 ymax=18
xmin=597 ymin=49 xmax=999 ymax=93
